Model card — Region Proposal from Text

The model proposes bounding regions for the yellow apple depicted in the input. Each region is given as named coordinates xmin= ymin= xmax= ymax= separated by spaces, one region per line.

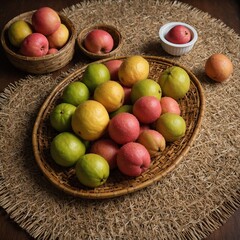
xmin=8 ymin=20 xmax=33 ymax=47
xmin=47 ymin=24 xmax=69 ymax=49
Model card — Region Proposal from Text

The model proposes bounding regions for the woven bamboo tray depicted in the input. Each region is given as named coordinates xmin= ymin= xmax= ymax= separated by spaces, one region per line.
xmin=32 ymin=56 xmax=205 ymax=199
xmin=1 ymin=11 xmax=76 ymax=74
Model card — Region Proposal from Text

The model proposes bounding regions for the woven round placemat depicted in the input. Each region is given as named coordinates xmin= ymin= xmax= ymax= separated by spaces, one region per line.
xmin=0 ymin=0 xmax=239 ymax=239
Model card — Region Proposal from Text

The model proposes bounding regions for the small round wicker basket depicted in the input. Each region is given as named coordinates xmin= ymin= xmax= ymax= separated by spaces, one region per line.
xmin=77 ymin=24 xmax=123 ymax=60
xmin=32 ymin=56 xmax=205 ymax=199
xmin=1 ymin=11 xmax=77 ymax=74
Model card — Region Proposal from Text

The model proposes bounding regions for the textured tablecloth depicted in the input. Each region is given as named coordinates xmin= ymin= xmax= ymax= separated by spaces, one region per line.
xmin=0 ymin=0 xmax=239 ymax=239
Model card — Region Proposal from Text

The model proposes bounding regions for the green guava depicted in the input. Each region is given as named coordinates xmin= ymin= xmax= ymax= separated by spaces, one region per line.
xmin=50 ymin=132 xmax=86 ymax=167
xmin=131 ymin=79 xmax=162 ymax=103
xmin=75 ymin=153 xmax=110 ymax=188
xmin=62 ymin=81 xmax=90 ymax=106
xmin=50 ymin=103 xmax=76 ymax=132
xmin=158 ymin=66 xmax=190 ymax=100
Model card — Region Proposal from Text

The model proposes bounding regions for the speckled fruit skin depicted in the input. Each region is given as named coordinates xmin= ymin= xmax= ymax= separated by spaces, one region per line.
xmin=158 ymin=66 xmax=190 ymax=100
xmin=155 ymin=113 xmax=186 ymax=142
xmin=108 ymin=112 xmax=140 ymax=145
xmin=137 ymin=129 xmax=166 ymax=157
xmin=160 ymin=96 xmax=181 ymax=115
xmin=133 ymin=96 xmax=162 ymax=124
xmin=205 ymin=53 xmax=233 ymax=82
xmin=75 ymin=153 xmax=110 ymax=188
xmin=117 ymin=142 xmax=151 ymax=177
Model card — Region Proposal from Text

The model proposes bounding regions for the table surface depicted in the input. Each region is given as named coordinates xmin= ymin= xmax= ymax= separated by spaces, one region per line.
xmin=0 ymin=1 xmax=239 ymax=239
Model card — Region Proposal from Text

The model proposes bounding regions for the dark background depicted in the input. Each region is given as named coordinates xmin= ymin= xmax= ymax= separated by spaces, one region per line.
xmin=0 ymin=1 xmax=239 ymax=239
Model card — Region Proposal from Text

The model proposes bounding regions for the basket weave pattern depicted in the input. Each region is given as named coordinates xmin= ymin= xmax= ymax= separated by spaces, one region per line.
xmin=1 ymin=11 xmax=76 ymax=74
xmin=32 ymin=56 xmax=205 ymax=199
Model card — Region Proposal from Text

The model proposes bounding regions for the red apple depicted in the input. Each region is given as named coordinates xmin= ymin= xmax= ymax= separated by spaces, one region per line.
xmin=104 ymin=60 xmax=123 ymax=81
xmin=84 ymin=29 xmax=114 ymax=54
xmin=137 ymin=129 xmax=166 ymax=157
xmin=160 ymin=96 xmax=181 ymax=115
xmin=165 ymin=25 xmax=191 ymax=44
xmin=90 ymin=138 xmax=119 ymax=170
xmin=47 ymin=48 xmax=58 ymax=54
xmin=20 ymin=33 xmax=49 ymax=57
xmin=47 ymin=24 xmax=69 ymax=48
xmin=108 ymin=112 xmax=140 ymax=145
xmin=117 ymin=142 xmax=151 ymax=177
xmin=32 ymin=7 xmax=61 ymax=36
xmin=133 ymin=96 xmax=162 ymax=124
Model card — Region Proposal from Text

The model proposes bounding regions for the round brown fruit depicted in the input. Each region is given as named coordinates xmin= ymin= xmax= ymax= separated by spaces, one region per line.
xmin=205 ymin=53 xmax=233 ymax=82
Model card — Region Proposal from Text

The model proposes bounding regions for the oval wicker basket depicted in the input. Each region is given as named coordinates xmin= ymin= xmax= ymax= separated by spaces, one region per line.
xmin=32 ymin=56 xmax=205 ymax=199
xmin=77 ymin=24 xmax=123 ymax=60
xmin=1 ymin=11 xmax=77 ymax=74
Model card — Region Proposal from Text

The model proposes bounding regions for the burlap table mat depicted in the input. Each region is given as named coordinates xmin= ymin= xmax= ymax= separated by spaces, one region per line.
xmin=0 ymin=0 xmax=239 ymax=239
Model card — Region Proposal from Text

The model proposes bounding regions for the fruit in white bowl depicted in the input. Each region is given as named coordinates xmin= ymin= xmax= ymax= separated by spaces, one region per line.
xmin=20 ymin=33 xmax=49 ymax=57
xmin=165 ymin=25 xmax=191 ymax=44
xmin=32 ymin=7 xmax=61 ymax=36
xmin=159 ymin=22 xmax=198 ymax=56
xmin=84 ymin=29 xmax=114 ymax=54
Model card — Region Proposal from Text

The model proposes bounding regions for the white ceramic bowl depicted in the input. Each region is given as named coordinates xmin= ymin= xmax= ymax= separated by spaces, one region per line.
xmin=159 ymin=22 xmax=198 ymax=56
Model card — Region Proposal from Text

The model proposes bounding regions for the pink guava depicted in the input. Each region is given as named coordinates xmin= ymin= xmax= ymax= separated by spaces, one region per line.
xmin=108 ymin=112 xmax=140 ymax=145
xmin=117 ymin=142 xmax=151 ymax=177
xmin=104 ymin=60 xmax=123 ymax=81
xmin=160 ymin=96 xmax=181 ymax=115
xmin=133 ymin=96 xmax=162 ymax=124
xmin=137 ymin=129 xmax=166 ymax=157
xmin=90 ymin=138 xmax=119 ymax=169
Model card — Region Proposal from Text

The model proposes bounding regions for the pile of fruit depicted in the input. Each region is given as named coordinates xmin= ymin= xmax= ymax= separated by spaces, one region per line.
xmin=7 ymin=7 xmax=69 ymax=57
xmin=49 ymin=55 xmax=191 ymax=188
